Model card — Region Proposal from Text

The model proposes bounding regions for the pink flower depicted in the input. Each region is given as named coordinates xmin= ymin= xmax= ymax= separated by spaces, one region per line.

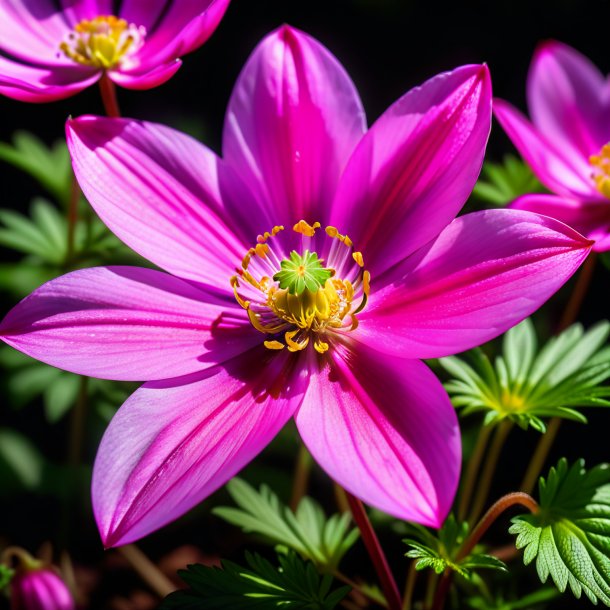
xmin=10 ymin=569 xmax=74 ymax=610
xmin=0 ymin=27 xmax=592 ymax=547
xmin=494 ymin=41 xmax=610 ymax=251
xmin=0 ymin=0 xmax=230 ymax=102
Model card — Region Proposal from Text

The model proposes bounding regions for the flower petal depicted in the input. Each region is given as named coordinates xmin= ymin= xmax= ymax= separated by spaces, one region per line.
xmin=528 ymin=41 xmax=610 ymax=157
xmin=66 ymin=116 xmax=247 ymax=287
xmin=493 ymin=98 xmax=600 ymax=200
xmin=0 ymin=55 xmax=98 ymax=102
xmin=512 ymin=194 xmax=610 ymax=252
xmin=352 ymin=209 xmax=592 ymax=359
xmin=109 ymin=59 xmax=181 ymax=90
xmin=295 ymin=346 xmax=460 ymax=527
xmin=0 ymin=266 xmax=256 ymax=381
xmin=93 ymin=348 xmax=307 ymax=547
xmin=223 ymin=25 xmax=366 ymax=232
xmin=330 ymin=64 xmax=491 ymax=276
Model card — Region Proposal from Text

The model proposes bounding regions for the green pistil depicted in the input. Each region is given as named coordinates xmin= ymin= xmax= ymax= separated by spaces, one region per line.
xmin=273 ymin=250 xmax=334 ymax=295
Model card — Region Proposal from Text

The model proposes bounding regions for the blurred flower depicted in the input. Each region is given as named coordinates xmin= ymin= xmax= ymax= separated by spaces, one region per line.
xmin=0 ymin=0 xmax=230 ymax=102
xmin=0 ymin=26 xmax=592 ymax=547
xmin=2 ymin=548 xmax=74 ymax=610
xmin=494 ymin=41 xmax=610 ymax=251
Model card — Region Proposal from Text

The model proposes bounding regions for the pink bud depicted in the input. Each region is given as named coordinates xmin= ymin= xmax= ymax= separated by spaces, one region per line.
xmin=10 ymin=567 xmax=74 ymax=610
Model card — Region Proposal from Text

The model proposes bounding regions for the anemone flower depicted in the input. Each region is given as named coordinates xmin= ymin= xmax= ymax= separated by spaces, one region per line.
xmin=0 ymin=26 xmax=592 ymax=547
xmin=0 ymin=0 xmax=230 ymax=102
xmin=494 ymin=41 xmax=610 ymax=251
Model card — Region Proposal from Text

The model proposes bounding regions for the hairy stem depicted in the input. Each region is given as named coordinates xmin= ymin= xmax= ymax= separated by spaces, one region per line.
xmin=467 ymin=420 xmax=513 ymax=525
xmin=289 ymin=442 xmax=312 ymax=511
xmin=99 ymin=73 xmax=121 ymax=117
xmin=344 ymin=491 xmax=402 ymax=610
xmin=432 ymin=492 xmax=538 ymax=610
xmin=457 ymin=423 xmax=493 ymax=522
xmin=520 ymin=416 xmax=561 ymax=494
xmin=118 ymin=544 xmax=175 ymax=598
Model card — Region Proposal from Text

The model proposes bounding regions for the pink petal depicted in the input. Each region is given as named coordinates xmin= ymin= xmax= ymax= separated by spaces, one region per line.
xmin=223 ymin=25 xmax=366 ymax=232
xmin=528 ymin=41 xmax=610 ymax=157
xmin=109 ymin=59 xmax=182 ymax=90
xmin=330 ymin=64 xmax=491 ymax=276
xmin=493 ymin=98 xmax=601 ymax=200
xmin=295 ymin=345 xmax=459 ymax=527
xmin=352 ymin=209 xmax=592 ymax=359
xmin=512 ymin=194 xmax=610 ymax=252
xmin=0 ymin=266 xmax=256 ymax=381
xmin=93 ymin=348 xmax=308 ymax=547
xmin=66 ymin=116 xmax=247 ymax=287
xmin=128 ymin=0 xmax=230 ymax=70
xmin=0 ymin=55 xmax=98 ymax=102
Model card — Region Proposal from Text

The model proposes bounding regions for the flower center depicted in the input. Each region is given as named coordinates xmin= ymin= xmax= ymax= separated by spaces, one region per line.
xmin=59 ymin=16 xmax=145 ymax=69
xmin=589 ymin=144 xmax=610 ymax=198
xmin=231 ymin=220 xmax=370 ymax=354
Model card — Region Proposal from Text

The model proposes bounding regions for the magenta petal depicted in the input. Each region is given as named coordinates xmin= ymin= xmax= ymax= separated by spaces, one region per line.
xmin=295 ymin=346 xmax=460 ymax=527
xmin=512 ymin=194 xmax=610 ymax=252
xmin=493 ymin=98 xmax=600 ymax=200
xmin=330 ymin=64 xmax=491 ymax=275
xmin=0 ymin=267 xmax=256 ymax=381
xmin=67 ymin=116 xmax=246 ymax=287
xmin=93 ymin=349 xmax=307 ymax=547
xmin=0 ymin=56 xmax=98 ymax=102
xmin=528 ymin=41 xmax=610 ymax=157
xmin=353 ymin=209 xmax=592 ymax=359
xmin=223 ymin=25 xmax=366 ymax=231
xmin=110 ymin=60 xmax=182 ymax=90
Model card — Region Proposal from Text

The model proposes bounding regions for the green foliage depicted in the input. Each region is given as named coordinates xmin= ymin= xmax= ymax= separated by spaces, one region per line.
xmin=0 ymin=132 xmax=71 ymax=203
xmin=510 ymin=459 xmax=610 ymax=605
xmin=0 ymin=564 xmax=14 ymax=591
xmin=465 ymin=587 xmax=559 ymax=610
xmin=0 ymin=428 xmax=44 ymax=489
xmin=159 ymin=551 xmax=350 ymax=610
xmin=213 ymin=479 xmax=358 ymax=571
xmin=472 ymin=155 xmax=546 ymax=207
xmin=404 ymin=515 xmax=507 ymax=579
xmin=440 ymin=318 xmax=610 ymax=432
xmin=273 ymin=250 xmax=334 ymax=295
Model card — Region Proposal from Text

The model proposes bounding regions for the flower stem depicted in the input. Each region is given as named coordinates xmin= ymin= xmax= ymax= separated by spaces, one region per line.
xmin=99 ymin=73 xmax=121 ymax=117
xmin=334 ymin=570 xmax=388 ymax=608
xmin=117 ymin=544 xmax=175 ymax=598
xmin=467 ymin=420 xmax=513 ymax=525
xmin=289 ymin=441 xmax=312 ymax=511
xmin=65 ymin=173 xmax=81 ymax=265
xmin=519 ymin=416 xmax=561 ymax=494
xmin=557 ymin=252 xmax=597 ymax=332
xmin=457 ymin=422 xmax=493 ymax=522
xmin=431 ymin=492 xmax=538 ymax=610
xmin=344 ymin=491 xmax=402 ymax=610
xmin=401 ymin=561 xmax=418 ymax=610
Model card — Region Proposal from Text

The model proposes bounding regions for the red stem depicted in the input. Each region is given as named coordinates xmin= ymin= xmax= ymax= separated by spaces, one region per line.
xmin=431 ymin=492 xmax=538 ymax=610
xmin=344 ymin=491 xmax=402 ymax=610
xmin=98 ymin=73 xmax=121 ymax=117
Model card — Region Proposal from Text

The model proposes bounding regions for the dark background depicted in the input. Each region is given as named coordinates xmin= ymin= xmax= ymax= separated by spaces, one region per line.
xmin=0 ymin=0 xmax=609 ymax=608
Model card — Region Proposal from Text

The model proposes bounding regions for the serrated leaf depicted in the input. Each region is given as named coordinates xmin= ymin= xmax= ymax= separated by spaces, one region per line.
xmin=159 ymin=551 xmax=350 ymax=610
xmin=510 ymin=459 xmax=610 ymax=605
xmin=214 ymin=479 xmax=358 ymax=570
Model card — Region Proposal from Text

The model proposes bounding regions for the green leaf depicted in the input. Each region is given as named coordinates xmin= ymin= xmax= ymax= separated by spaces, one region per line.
xmin=0 ymin=565 xmax=14 ymax=591
xmin=43 ymin=373 xmax=81 ymax=422
xmin=465 ymin=587 xmax=559 ymax=610
xmin=213 ymin=479 xmax=358 ymax=571
xmin=0 ymin=429 xmax=44 ymax=489
xmin=440 ymin=319 xmax=610 ymax=432
xmin=472 ymin=155 xmax=546 ymax=207
xmin=509 ymin=458 xmax=610 ymax=605
xmin=403 ymin=515 xmax=507 ymax=580
xmin=0 ymin=132 xmax=71 ymax=203
xmin=159 ymin=551 xmax=350 ymax=610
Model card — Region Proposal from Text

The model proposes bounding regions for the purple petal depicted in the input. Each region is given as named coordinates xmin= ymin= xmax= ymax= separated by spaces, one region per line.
xmin=493 ymin=98 xmax=600 ymax=200
xmin=0 ymin=266 xmax=256 ymax=381
xmin=512 ymin=194 xmax=610 ymax=252
xmin=330 ymin=64 xmax=491 ymax=276
xmin=93 ymin=348 xmax=308 ymax=547
xmin=110 ymin=59 xmax=182 ymax=89
xmin=0 ymin=55 xmax=98 ymax=102
xmin=295 ymin=345 xmax=459 ymax=527
xmin=67 ymin=116 xmax=247 ymax=287
xmin=352 ymin=209 xmax=592 ymax=359
xmin=528 ymin=41 xmax=610 ymax=157
xmin=223 ymin=25 xmax=366 ymax=232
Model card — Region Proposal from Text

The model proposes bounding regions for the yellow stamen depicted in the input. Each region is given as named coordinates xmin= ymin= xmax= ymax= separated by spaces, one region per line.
xmin=293 ymin=220 xmax=320 ymax=236
xmin=590 ymin=144 xmax=610 ymax=198
xmin=264 ymin=340 xmax=285 ymax=350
